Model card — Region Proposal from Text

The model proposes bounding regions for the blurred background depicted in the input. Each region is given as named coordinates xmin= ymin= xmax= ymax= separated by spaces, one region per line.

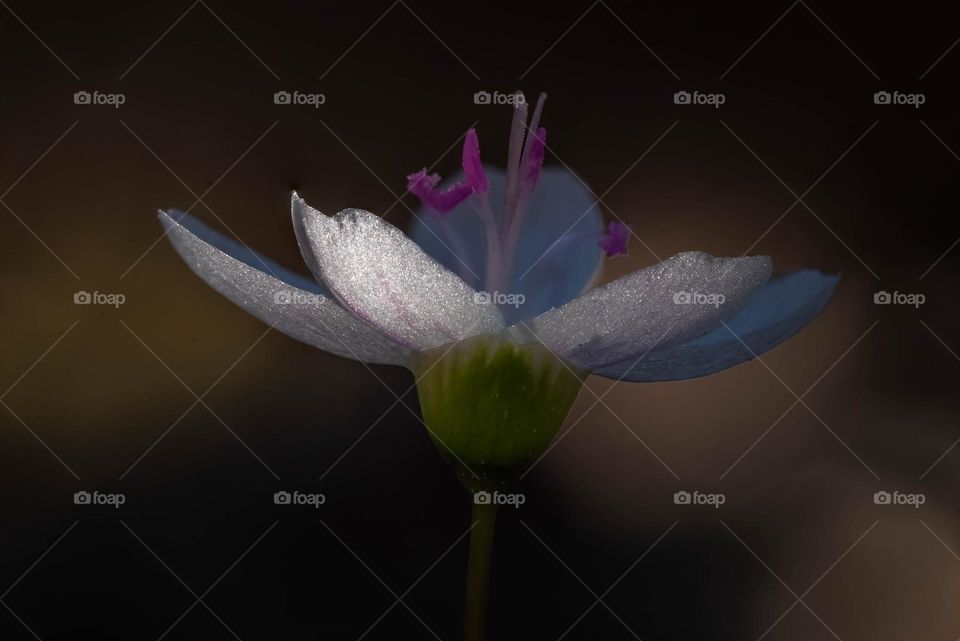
xmin=1 ymin=1 xmax=959 ymax=639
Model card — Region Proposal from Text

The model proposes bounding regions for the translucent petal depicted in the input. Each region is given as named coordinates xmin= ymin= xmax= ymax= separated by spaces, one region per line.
xmin=516 ymin=251 xmax=773 ymax=370
xmin=159 ymin=210 xmax=409 ymax=366
xmin=298 ymin=205 xmax=504 ymax=351
xmin=593 ymin=269 xmax=839 ymax=381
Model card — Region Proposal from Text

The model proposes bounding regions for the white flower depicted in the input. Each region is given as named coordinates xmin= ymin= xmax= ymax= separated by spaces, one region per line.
xmin=160 ymin=95 xmax=837 ymax=382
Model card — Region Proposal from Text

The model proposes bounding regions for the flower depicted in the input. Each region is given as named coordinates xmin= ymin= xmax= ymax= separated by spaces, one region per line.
xmin=158 ymin=92 xmax=837 ymax=475
xmin=159 ymin=92 xmax=838 ymax=639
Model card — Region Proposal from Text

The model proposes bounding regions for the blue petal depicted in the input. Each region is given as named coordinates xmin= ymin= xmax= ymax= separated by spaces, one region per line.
xmin=593 ymin=269 xmax=839 ymax=382
xmin=408 ymin=166 xmax=603 ymax=323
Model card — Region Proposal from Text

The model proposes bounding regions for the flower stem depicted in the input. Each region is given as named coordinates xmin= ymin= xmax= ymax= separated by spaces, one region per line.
xmin=465 ymin=499 xmax=497 ymax=641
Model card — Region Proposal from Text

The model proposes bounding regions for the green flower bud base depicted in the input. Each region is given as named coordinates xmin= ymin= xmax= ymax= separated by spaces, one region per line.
xmin=412 ymin=334 xmax=587 ymax=485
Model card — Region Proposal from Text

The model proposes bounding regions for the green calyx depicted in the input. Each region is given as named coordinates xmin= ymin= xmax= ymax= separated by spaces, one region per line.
xmin=412 ymin=334 xmax=587 ymax=485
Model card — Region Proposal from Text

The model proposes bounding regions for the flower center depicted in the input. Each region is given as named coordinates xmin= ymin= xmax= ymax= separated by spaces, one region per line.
xmin=407 ymin=92 xmax=630 ymax=309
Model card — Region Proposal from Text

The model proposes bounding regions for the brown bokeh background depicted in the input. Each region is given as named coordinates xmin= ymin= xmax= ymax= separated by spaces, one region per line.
xmin=2 ymin=1 xmax=959 ymax=639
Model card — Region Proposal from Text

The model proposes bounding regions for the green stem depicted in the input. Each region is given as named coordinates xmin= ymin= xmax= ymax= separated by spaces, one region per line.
xmin=465 ymin=499 xmax=497 ymax=641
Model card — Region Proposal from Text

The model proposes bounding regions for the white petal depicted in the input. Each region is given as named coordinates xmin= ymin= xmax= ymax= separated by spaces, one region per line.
xmin=515 ymin=251 xmax=772 ymax=370
xmin=291 ymin=192 xmax=323 ymax=281
xmin=160 ymin=210 xmax=409 ymax=366
xmin=593 ymin=269 xmax=838 ymax=381
xmin=299 ymin=205 xmax=504 ymax=350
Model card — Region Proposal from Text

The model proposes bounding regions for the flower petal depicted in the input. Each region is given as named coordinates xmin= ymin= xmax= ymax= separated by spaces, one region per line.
xmin=297 ymin=205 xmax=504 ymax=351
xmin=159 ymin=210 xmax=409 ymax=366
xmin=507 ymin=167 xmax=605 ymax=322
xmin=515 ymin=251 xmax=773 ymax=370
xmin=408 ymin=166 xmax=604 ymax=321
xmin=592 ymin=269 xmax=839 ymax=381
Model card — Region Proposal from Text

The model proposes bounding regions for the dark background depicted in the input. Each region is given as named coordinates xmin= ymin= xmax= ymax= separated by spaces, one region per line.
xmin=2 ymin=1 xmax=959 ymax=639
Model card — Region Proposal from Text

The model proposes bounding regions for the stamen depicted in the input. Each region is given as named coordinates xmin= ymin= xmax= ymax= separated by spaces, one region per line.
xmin=520 ymin=93 xmax=547 ymax=169
xmin=407 ymin=169 xmax=472 ymax=215
xmin=501 ymin=93 xmax=529 ymax=232
xmin=462 ymin=129 xmax=488 ymax=194
xmin=470 ymin=198 xmax=504 ymax=296
xmin=521 ymin=127 xmax=547 ymax=191
xmin=499 ymin=93 xmax=547 ymax=294
xmin=598 ymin=221 xmax=630 ymax=257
